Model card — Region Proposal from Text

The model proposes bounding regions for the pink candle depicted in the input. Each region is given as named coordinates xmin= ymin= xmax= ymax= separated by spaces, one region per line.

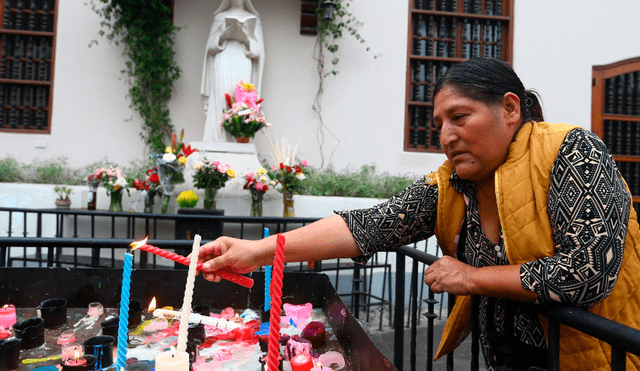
xmin=290 ymin=353 xmax=314 ymax=371
xmin=61 ymin=343 xmax=83 ymax=361
xmin=267 ymin=234 xmax=286 ymax=371
xmin=64 ymin=351 xmax=87 ymax=367
xmin=0 ymin=304 xmax=17 ymax=329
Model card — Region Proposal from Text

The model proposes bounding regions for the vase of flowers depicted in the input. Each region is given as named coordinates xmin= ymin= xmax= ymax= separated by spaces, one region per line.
xmin=193 ymin=159 xmax=236 ymax=210
xmin=93 ymin=167 xmax=130 ymax=212
xmin=85 ymin=174 xmax=101 ymax=210
xmin=220 ymin=81 xmax=271 ymax=142
xmin=156 ymin=130 xmax=197 ymax=214
xmin=244 ymin=167 xmax=270 ymax=217
xmin=267 ymin=160 xmax=309 ymax=217
xmin=133 ymin=166 xmax=162 ymax=213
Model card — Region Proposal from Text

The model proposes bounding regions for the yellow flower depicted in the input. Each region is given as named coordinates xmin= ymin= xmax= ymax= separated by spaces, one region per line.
xmin=177 ymin=190 xmax=199 ymax=208
xmin=242 ymin=83 xmax=256 ymax=92
xmin=195 ymin=162 xmax=202 ymax=170
xmin=178 ymin=157 xmax=187 ymax=165
xmin=165 ymin=146 xmax=173 ymax=154
xmin=256 ymin=167 xmax=267 ymax=176
xmin=227 ymin=168 xmax=237 ymax=178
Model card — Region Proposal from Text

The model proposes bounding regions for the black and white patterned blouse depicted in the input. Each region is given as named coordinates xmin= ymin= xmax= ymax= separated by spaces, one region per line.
xmin=336 ymin=129 xmax=629 ymax=370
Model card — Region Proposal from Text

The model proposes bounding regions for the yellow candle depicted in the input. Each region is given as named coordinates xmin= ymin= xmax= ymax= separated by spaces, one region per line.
xmin=155 ymin=348 xmax=189 ymax=371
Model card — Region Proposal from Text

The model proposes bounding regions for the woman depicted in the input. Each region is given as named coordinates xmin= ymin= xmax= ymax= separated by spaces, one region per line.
xmin=198 ymin=59 xmax=640 ymax=370
xmin=200 ymin=0 xmax=264 ymax=142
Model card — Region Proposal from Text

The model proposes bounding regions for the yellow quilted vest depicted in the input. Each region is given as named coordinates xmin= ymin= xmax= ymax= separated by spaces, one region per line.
xmin=429 ymin=122 xmax=640 ymax=370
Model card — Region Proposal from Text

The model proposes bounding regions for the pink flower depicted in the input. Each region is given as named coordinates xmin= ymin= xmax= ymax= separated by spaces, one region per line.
xmin=271 ymin=165 xmax=277 ymax=171
xmin=217 ymin=163 xmax=230 ymax=173
xmin=234 ymin=81 xmax=259 ymax=110
xmin=301 ymin=160 xmax=308 ymax=166
xmin=255 ymin=182 xmax=264 ymax=191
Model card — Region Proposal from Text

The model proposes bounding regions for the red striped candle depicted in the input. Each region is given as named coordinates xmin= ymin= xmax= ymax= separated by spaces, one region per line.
xmin=267 ymin=234 xmax=286 ymax=371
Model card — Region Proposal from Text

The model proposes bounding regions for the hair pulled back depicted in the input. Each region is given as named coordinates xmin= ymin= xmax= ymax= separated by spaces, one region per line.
xmin=432 ymin=58 xmax=543 ymax=123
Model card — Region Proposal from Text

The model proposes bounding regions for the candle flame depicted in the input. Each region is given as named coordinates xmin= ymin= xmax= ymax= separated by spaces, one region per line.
xmin=130 ymin=237 xmax=149 ymax=251
xmin=2 ymin=305 xmax=6 ymax=309
xmin=148 ymin=297 xmax=157 ymax=312
xmin=74 ymin=350 xmax=80 ymax=360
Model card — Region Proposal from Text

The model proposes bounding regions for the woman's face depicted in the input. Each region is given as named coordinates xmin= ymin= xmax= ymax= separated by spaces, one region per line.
xmin=432 ymin=85 xmax=521 ymax=184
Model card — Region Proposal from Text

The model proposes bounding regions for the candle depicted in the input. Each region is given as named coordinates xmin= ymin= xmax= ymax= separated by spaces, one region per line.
xmin=310 ymin=364 xmax=332 ymax=371
xmin=290 ymin=352 xmax=314 ymax=371
xmin=264 ymin=227 xmax=272 ymax=312
xmin=152 ymin=308 xmax=241 ymax=329
xmin=0 ymin=305 xmax=16 ymax=330
xmin=64 ymin=351 xmax=87 ymax=367
xmin=57 ymin=330 xmax=76 ymax=345
xmin=267 ymin=234 xmax=286 ymax=371
xmin=155 ymin=346 xmax=189 ymax=371
xmin=61 ymin=343 xmax=82 ymax=361
xmin=301 ymin=321 xmax=326 ymax=349
xmin=115 ymin=246 xmax=134 ymax=371
xmin=130 ymin=237 xmax=254 ymax=288
xmin=177 ymin=234 xmax=200 ymax=353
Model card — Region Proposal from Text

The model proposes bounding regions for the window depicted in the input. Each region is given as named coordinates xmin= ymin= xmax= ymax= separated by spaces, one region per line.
xmin=404 ymin=0 xmax=514 ymax=152
xmin=591 ymin=56 xmax=640 ymax=215
xmin=0 ymin=0 xmax=57 ymax=133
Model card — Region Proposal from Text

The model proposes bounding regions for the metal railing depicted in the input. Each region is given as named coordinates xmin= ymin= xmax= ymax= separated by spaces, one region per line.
xmin=0 ymin=206 xmax=394 ymax=328
xmin=393 ymin=245 xmax=640 ymax=371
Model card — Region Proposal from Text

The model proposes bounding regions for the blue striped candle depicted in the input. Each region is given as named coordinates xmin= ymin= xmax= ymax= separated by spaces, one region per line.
xmin=116 ymin=251 xmax=133 ymax=370
xmin=264 ymin=228 xmax=272 ymax=312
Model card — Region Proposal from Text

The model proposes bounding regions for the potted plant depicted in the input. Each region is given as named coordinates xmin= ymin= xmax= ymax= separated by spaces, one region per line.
xmin=54 ymin=186 xmax=73 ymax=209
xmin=221 ymin=81 xmax=271 ymax=142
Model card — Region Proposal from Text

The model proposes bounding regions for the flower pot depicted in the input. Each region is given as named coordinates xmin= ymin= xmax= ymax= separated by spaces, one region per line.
xmin=55 ymin=199 xmax=71 ymax=210
xmin=109 ymin=190 xmax=123 ymax=212
xmin=282 ymin=190 xmax=295 ymax=217
xmin=203 ymin=187 xmax=218 ymax=210
xmin=250 ymin=191 xmax=264 ymax=217
xmin=236 ymin=136 xmax=250 ymax=143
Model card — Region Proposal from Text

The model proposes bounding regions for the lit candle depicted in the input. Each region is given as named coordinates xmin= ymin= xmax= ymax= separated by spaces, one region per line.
xmin=155 ymin=346 xmax=189 ymax=371
xmin=60 ymin=343 xmax=83 ymax=361
xmin=290 ymin=352 xmax=314 ymax=371
xmin=63 ymin=351 xmax=87 ymax=367
xmin=0 ymin=304 xmax=17 ymax=329
xmin=177 ymin=234 xmax=200 ymax=353
xmin=115 ymin=242 xmax=134 ymax=371
xmin=267 ymin=234 xmax=286 ymax=371
xmin=130 ymin=237 xmax=254 ymax=288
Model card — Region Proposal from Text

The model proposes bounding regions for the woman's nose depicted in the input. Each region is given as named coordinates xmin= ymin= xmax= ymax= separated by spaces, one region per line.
xmin=438 ymin=123 xmax=457 ymax=148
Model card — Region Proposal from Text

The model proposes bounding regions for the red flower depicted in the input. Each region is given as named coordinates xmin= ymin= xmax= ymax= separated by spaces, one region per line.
xmin=225 ymin=93 xmax=234 ymax=109
xmin=182 ymin=145 xmax=197 ymax=157
xmin=263 ymin=185 xmax=269 ymax=191
xmin=286 ymin=166 xmax=292 ymax=173
xmin=256 ymin=98 xmax=264 ymax=104
xmin=149 ymin=174 xmax=160 ymax=183
xmin=295 ymin=165 xmax=301 ymax=173
xmin=145 ymin=184 xmax=150 ymax=191
xmin=133 ymin=179 xmax=144 ymax=190
xmin=279 ymin=163 xmax=285 ymax=170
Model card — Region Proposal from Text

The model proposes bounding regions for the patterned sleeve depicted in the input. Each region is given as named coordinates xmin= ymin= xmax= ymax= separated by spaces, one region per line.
xmin=520 ymin=129 xmax=629 ymax=306
xmin=335 ymin=177 xmax=439 ymax=264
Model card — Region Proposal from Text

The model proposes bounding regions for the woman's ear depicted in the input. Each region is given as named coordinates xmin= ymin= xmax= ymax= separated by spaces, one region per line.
xmin=502 ymin=92 xmax=521 ymax=126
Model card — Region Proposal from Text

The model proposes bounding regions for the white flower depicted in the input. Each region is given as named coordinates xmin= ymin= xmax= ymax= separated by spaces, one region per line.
xmin=115 ymin=177 xmax=128 ymax=188
xmin=296 ymin=173 xmax=306 ymax=181
xmin=259 ymin=175 xmax=269 ymax=184
xmin=163 ymin=153 xmax=177 ymax=162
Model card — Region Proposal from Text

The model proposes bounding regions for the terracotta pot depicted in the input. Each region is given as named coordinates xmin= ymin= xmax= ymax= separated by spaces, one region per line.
xmin=236 ymin=136 xmax=250 ymax=143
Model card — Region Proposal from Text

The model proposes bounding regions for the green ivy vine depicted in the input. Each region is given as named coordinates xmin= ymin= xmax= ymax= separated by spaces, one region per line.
xmin=90 ymin=0 xmax=182 ymax=154
xmin=313 ymin=0 xmax=374 ymax=168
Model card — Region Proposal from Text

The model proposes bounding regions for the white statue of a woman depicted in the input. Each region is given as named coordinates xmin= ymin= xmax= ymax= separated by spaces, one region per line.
xmin=201 ymin=0 xmax=265 ymax=143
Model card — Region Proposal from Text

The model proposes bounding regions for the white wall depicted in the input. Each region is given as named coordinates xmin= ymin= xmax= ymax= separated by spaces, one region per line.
xmin=2 ymin=0 xmax=640 ymax=181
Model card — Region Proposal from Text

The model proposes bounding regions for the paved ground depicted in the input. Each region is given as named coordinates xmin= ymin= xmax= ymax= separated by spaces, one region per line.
xmin=364 ymin=316 xmax=487 ymax=371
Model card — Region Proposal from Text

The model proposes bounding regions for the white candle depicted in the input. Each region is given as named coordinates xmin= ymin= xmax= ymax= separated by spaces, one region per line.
xmin=152 ymin=308 xmax=241 ymax=329
xmin=155 ymin=347 xmax=189 ymax=371
xmin=176 ymin=234 xmax=201 ymax=353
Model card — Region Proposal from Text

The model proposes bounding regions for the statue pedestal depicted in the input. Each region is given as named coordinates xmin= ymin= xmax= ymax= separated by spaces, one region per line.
xmin=186 ymin=142 xmax=264 ymax=193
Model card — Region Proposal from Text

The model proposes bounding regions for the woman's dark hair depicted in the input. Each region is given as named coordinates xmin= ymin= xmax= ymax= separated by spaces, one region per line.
xmin=432 ymin=58 xmax=544 ymax=123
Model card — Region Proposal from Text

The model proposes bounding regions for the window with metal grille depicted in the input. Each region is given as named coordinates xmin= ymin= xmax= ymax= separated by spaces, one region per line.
xmin=404 ymin=0 xmax=514 ymax=152
xmin=0 ymin=0 xmax=57 ymax=133
xmin=592 ymin=56 xmax=640 ymax=216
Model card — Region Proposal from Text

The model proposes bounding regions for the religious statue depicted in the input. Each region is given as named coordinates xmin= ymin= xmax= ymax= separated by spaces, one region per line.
xmin=201 ymin=0 xmax=265 ymax=143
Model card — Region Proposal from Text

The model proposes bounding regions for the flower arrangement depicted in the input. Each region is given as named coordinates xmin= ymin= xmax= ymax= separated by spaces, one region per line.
xmin=177 ymin=190 xmax=199 ymax=208
xmin=132 ymin=166 xmax=163 ymax=213
xmin=220 ymin=81 xmax=271 ymax=140
xmin=155 ymin=129 xmax=197 ymax=213
xmin=92 ymin=167 xmax=130 ymax=212
xmin=243 ymin=167 xmax=271 ymax=217
xmin=193 ymin=158 xmax=236 ymax=209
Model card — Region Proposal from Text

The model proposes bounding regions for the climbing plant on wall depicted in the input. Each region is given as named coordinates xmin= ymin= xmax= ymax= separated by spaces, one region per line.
xmin=90 ymin=0 xmax=182 ymax=154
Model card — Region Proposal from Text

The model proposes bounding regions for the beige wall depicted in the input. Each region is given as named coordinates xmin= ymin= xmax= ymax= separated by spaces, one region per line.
xmin=3 ymin=0 xmax=640 ymax=180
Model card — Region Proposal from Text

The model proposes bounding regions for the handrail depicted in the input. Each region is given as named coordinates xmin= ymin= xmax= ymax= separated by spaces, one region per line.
xmin=393 ymin=244 xmax=640 ymax=371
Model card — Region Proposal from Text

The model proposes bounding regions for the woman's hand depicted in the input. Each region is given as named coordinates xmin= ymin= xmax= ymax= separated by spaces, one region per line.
xmin=197 ymin=236 xmax=266 ymax=282
xmin=424 ymin=256 xmax=477 ymax=295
